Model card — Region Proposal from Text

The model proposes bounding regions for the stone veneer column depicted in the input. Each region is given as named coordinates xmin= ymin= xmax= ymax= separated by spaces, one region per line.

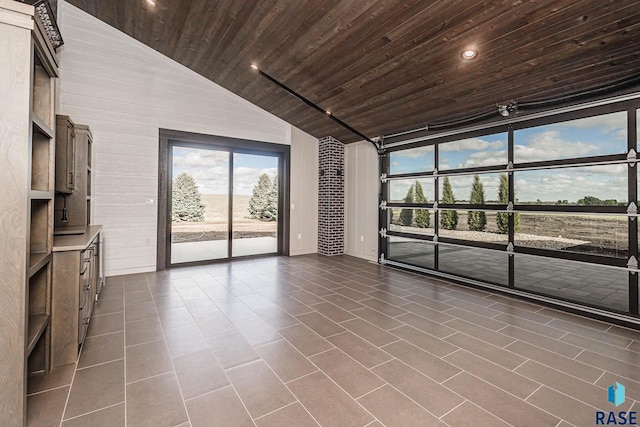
xmin=318 ymin=136 xmax=345 ymax=255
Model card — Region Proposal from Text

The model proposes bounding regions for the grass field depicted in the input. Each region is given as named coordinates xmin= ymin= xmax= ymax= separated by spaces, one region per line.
xmin=172 ymin=194 xmax=277 ymax=242
xmin=389 ymin=209 xmax=628 ymax=257
xmin=200 ymin=194 xmax=251 ymax=221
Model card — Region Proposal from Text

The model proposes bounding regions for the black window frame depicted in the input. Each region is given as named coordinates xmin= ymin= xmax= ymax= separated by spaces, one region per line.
xmin=380 ymin=98 xmax=640 ymax=318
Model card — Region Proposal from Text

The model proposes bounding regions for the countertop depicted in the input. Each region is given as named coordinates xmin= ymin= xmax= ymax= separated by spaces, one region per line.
xmin=52 ymin=225 xmax=103 ymax=252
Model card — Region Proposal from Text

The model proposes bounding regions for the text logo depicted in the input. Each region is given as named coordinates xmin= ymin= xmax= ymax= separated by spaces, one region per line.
xmin=609 ymin=383 xmax=626 ymax=407
xmin=596 ymin=382 xmax=637 ymax=425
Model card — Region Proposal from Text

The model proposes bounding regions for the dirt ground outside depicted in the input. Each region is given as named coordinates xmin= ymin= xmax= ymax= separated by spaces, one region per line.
xmin=172 ymin=194 xmax=277 ymax=243
xmin=389 ymin=210 xmax=628 ymax=257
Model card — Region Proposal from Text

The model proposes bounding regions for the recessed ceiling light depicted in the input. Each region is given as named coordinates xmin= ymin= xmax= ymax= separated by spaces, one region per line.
xmin=250 ymin=63 xmax=259 ymax=71
xmin=461 ymin=49 xmax=478 ymax=60
xmin=145 ymin=0 xmax=156 ymax=7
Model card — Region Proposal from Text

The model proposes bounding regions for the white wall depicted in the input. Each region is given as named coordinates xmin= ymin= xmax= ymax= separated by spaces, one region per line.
xmin=344 ymin=141 xmax=379 ymax=261
xmin=57 ymin=1 xmax=318 ymax=276
xmin=289 ymin=126 xmax=319 ymax=255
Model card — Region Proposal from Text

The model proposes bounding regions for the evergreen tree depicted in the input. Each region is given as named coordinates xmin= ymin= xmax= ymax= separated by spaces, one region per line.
xmin=414 ymin=180 xmax=430 ymax=228
xmin=468 ymin=174 xmax=487 ymax=231
xmin=172 ymin=173 xmax=205 ymax=222
xmin=248 ymin=173 xmax=273 ymax=220
xmin=440 ymin=177 xmax=458 ymax=230
xmin=496 ymin=174 xmax=519 ymax=234
xmin=399 ymin=184 xmax=415 ymax=226
xmin=264 ymin=174 xmax=278 ymax=221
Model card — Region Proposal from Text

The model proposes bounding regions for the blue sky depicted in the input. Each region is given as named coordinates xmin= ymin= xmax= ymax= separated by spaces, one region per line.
xmin=172 ymin=147 xmax=278 ymax=195
xmin=389 ymin=112 xmax=629 ymax=203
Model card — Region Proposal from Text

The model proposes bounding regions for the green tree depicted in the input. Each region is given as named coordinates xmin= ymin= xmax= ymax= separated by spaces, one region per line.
xmin=414 ymin=180 xmax=430 ymax=228
xmin=577 ymin=195 xmax=619 ymax=206
xmin=468 ymin=174 xmax=487 ymax=231
xmin=496 ymin=174 xmax=519 ymax=234
xmin=172 ymin=173 xmax=205 ymax=222
xmin=264 ymin=174 xmax=278 ymax=221
xmin=440 ymin=177 xmax=458 ymax=230
xmin=248 ymin=173 xmax=276 ymax=221
xmin=399 ymin=184 xmax=415 ymax=226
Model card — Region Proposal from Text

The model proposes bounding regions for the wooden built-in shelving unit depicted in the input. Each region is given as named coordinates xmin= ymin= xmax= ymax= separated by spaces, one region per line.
xmin=0 ymin=1 xmax=60 ymax=425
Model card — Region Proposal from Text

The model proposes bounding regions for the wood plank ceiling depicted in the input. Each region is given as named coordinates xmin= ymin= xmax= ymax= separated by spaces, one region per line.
xmin=66 ymin=0 xmax=640 ymax=143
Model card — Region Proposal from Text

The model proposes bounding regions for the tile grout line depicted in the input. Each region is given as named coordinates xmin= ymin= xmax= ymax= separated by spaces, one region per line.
xmin=57 ymin=360 xmax=78 ymax=427
xmin=430 ymin=313 xmax=617 ymax=383
xmin=125 ymin=369 xmax=177 ymax=386
xmin=57 ymin=281 xmax=126 ymax=426
xmin=251 ymin=401 xmax=298 ymax=422
xmin=353 ymin=383 xmax=388 ymax=401
xmin=81 ymin=260 xmax=640 ymax=427
xmin=274 ymin=332 xmax=384 ymax=425
xmin=75 ymin=357 xmax=125 ymax=372
xmin=27 ymin=383 xmax=72 ymax=398
xmin=440 ymin=347 xmax=462 ymax=359
xmin=498 ymin=354 xmax=633 ymax=418
xmin=59 ymin=401 xmax=124 ymax=424
xmin=147 ymin=276 xmax=193 ymax=427
xmin=249 ymin=347 xmax=324 ymax=427
xmin=523 ymin=384 xmax=544 ymax=401
xmin=503 ymin=338 xmax=619 ymax=391
xmin=438 ymin=369 xmax=465 ymax=386
xmin=282 ymin=369 xmax=321 ymax=385
xmin=461 ymin=370 xmax=563 ymax=423
xmin=305 ymin=345 xmax=337 ymax=359
xmin=530 ymin=378 xmax=628 ymax=414
xmin=572 ymin=348 xmax=586 ymax=360
xmin=203 ymin=333 xmax=259 ymax=427
xmin=368 ymin=357 xmax=397 ymax=371
xmin=511 ymin=358 xmax=531 ymax=373
xmin=437 ymin=399 xmax=467 ymax=420
xmin=592 ymin=370 xmax=607 ymax=386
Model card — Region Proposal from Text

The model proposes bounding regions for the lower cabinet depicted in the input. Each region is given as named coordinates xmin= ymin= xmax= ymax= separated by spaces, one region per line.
xmin=51 ymin=228 xmax=102 ymax=367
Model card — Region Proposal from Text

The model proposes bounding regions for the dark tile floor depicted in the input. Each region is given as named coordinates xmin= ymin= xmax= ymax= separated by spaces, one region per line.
xmin=27 ymin=254 xmax=640 ymax=426
xmin=387 ymin=241 xmax=629 ymax=311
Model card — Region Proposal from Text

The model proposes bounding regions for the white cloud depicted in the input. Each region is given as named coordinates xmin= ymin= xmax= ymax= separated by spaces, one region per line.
xmin=172 ymin=149 xmax=278 ymax=195
xmin=514 ymin=166 xmax=627 ymax=202
xmin=440 ymin=138 xmax=505 ymax=152
xmin=391 ymin=146 xmax=434 ymax=158
xmin=233 ymin=167 xmax=277 ymax=196
xmin=459 ymin=150 xmax=507 ymax=168
xmin=514 ymin=130 xmax=598 ymax=162
xmin=558 ymin=112 xmax=626 ymax=130
xmin=613 ymin=128 xmax=628 ymax=141
xmin=191 ymin=167 xmax=277 ymax=195
xmin=173 ymin=149 xmax=229 ymax=168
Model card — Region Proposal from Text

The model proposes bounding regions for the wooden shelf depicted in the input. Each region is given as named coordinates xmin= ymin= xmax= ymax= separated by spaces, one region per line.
xmin=28 ymin=252 xmax=51 ymax=278
xmin=29 ymin=190 xmax=53 ymax=201
xmin=0 ymin=4 xmax=59 ymax=423
xmin=31 ymin=114 xmax=54 ymax=139
xmin=26 ymin=314 xmax=49 ymax=356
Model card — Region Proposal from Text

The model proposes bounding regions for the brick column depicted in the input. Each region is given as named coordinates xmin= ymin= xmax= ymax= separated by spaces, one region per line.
xmin=318 ymin=136 xmax=344 ymax=256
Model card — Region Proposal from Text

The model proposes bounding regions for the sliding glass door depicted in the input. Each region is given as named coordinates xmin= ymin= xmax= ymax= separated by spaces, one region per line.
xmin=170 ymin=146 xmax=230 ymax=264
xmin=169 ymin=145 xmax=282 ymax=265
xmin=232 ymin=153 xmax=279 ymax=257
